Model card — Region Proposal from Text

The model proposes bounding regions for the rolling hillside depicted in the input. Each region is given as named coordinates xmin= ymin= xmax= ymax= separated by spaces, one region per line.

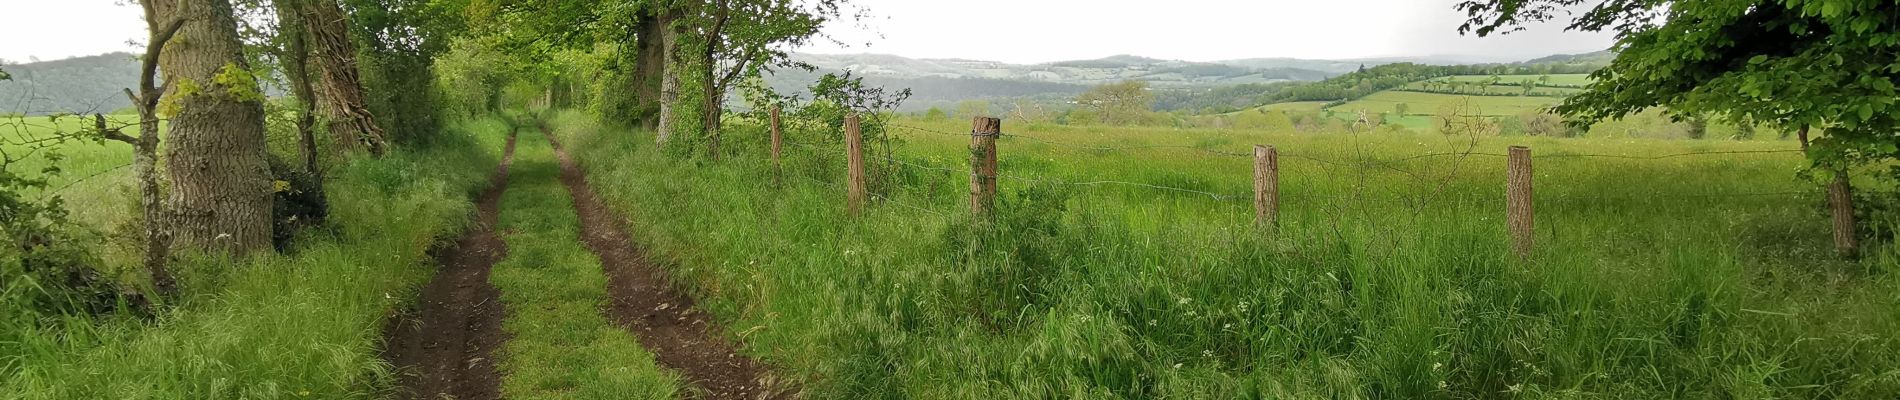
xmin=0 ymin=53 xmax=139 ymax=115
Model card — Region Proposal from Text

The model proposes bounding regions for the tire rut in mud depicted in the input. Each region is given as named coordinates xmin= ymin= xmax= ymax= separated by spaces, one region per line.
xmin=381 ymin=129 xmax=518 ymax=400
xmin=544 ymin=129 xmax=791 ymax=400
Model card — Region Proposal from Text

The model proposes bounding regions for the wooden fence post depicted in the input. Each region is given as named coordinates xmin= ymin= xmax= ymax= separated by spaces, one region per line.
xmin=970 ymin=117 xmax=1001 ymax=218
xmin=1253 ymin=145 xmax=1279 ymax=230
xmin=770 ymin=106 xmax=782 ymax=185
xmin=845 ymin=113 xmax=865 ymax=216
xmin=1507 ymin=145 xmax=1534 ymax=259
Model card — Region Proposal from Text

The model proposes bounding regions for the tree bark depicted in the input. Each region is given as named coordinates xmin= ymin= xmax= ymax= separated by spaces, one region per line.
xmin=631 ymin=8 xmax=665 ymax=130
xmin=1827 ymin=169 xmax=1859 ymax=257
xmin=700 ymin=0 xmax=730 ymax=160
xmin=655 ymin=10 xmax=682 ymax=146
xmin=303 ymin=0 xmax=388 ymax=155
xmin=154 ymin=0 xmax=275 ymax=256
xmin=1798 ymin=126 xmax=1860 ymax=258
xmin=278 ymin=0 xmax=329 ymax=220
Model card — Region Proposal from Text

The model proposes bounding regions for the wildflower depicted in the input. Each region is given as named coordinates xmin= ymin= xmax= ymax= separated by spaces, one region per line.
xmin=1506 ymin=383 xmax=1522 ymax=394
xmin=1177 ymin=297 xmax=1191 ymax=305
xmin=1147 ymin=319 xmax=1157 ymax=326
xmin=1432 ymin=362 xmax=1442 ymax=371
xmin=1202 ymin=350 xmax=1214 ymax=357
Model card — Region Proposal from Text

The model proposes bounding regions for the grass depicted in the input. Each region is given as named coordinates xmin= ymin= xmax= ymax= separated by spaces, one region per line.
xmin=1330 ymin=91 xmax=1563 ymax=117
xmin=1431 ymin=74 xmax=1595 ymax=87
xmin=1258 ymin=102 xmax=1328 ymax=112
xmin=2 ymin=114 xmax=146 ymax=267
xmin=552 ymin=108 xmax=1899 ymax=399
xmin=488 ymin=124 xmax=682 ymax=399
xmin=2 ymin=116 xmax=506 ymax=399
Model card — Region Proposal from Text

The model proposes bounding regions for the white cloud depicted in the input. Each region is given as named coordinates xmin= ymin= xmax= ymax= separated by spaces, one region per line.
xmin=0 ymin=0 xmax=1616 ymax=65
xmin=799 ymin=0 xmax=1616 ymax=63
xmin=0 ymin=0 xmax=147 ymax=63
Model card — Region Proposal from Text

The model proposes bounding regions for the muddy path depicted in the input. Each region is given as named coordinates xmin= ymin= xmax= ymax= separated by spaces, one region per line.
xmin=381 ymin=129 xmax=518 ymax=400
xmin=543 ymin=128 xmax=791 ymax=400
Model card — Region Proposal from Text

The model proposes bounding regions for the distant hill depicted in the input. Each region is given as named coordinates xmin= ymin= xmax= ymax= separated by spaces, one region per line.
xmin=773 ymin=53 xmax=1343 ymax=112
xmin=1211 ymin=54 xmax=1516 ymax=75
xmin=786 ymin=53 xmax=1335 ymax=89
xmin=1515 ymin=50 xmax=1615 ymax=69
xmin=0 ymin=53 xmax=140 ymax=115
xmin=3 ymin=51 xmax=1612 ymax=116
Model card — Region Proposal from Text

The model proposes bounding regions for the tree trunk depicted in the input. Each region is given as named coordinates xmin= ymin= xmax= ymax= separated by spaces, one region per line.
xmin=631 ymin=8 xmax=665 ymax=130
xmin=702 ymin=48 xmax=721 ymax=160
xmin=277 ymin=0 xmax=325 ymax=185
xmin=655 ymin=13 xmax=682 ymax=146
xmin=154 ymin=0 xmax=275 ymax=256
xmin=1827 ymin=169 xmax=1859 ymax=257
xmin=303 ymin=0 xmax=388 ymax=155
xmin=101 ymin=111 xmax=175 ymax=295
xmin=700 ymin=2 xmax=730 ymax=160
xmin=1798 ymin=126 xmax=1860 ymax=258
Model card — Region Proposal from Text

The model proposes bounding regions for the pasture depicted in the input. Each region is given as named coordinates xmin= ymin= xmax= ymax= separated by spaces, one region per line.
xmin=1431 ymin=73 xmax=1595 ymax=87
xmin=1329 ymin=90 xmax=1564 ymax=118
xmin=551 ymin=109 xmax=1899 ymax=398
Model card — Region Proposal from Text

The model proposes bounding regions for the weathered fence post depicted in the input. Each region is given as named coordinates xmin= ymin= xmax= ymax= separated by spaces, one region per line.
xmin=1253 ymin=145 xmax=1279 ymax=230
xmin=970 ymin=117 xmax=1001 ymax=218
xmin=770 ymin=106 xmax=783 ymax=185
xmin=1507 ymin=145 xmax=1534 ymax=259
xmin=845 ymin=113 xmax=866 ymax=216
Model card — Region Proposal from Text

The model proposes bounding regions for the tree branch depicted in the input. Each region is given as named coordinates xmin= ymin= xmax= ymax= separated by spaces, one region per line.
xmin=96 ymin=114 xmax=138 ymax=144
xmin=139 ymin=12 xmax=188 ymax=103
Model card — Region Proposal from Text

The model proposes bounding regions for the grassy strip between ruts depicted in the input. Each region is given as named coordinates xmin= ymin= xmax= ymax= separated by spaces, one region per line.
xmin=3 ymin=117 xmax=509 ymax=399
xmin=489 ymin=125 xmax=681 ymax=399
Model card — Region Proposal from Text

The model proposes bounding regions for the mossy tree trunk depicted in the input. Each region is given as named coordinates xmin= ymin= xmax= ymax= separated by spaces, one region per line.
xmin=154 ymin=0 xmax=275 ymax=256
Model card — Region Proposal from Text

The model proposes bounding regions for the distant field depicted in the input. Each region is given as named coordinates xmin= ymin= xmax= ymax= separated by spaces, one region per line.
xmin=1397 ymin=84 xmax=1583 ymax=97
xmin=1329 ymin=90 xmax=1562 ymax=117
xmin=1432 ymin=73 xmax=1594 ymax=86
xmin=3 ymin=114 xmax=140 ymax=251
xmin=1258 ymin=101 xmax=1328 ymax=112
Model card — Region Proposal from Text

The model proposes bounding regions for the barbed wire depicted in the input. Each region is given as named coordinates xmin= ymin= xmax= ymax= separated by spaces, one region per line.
xmin=993 ymin=172 xmax=1248 ymax=202
xmin=40 ymin=162 xmax=133 ymax=198
xmin=1537 ymin=149 xmax=1805 ymax=159
xmin=887 ymin=123 xmax=1805 ymax=164
xmin=757 ymin=120 xmax=1848 ymax=212
xmin=868 ymin=192 xmax=950 ymax=217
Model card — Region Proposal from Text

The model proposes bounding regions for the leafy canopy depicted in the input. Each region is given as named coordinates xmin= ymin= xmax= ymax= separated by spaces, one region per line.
xmin=1456 ymin=0 xmax=1900 ymax=164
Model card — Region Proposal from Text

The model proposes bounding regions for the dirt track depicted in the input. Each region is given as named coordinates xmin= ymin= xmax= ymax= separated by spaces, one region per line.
xmin=381 ymin=129 xmax=516 ymax=400
xmin=546 ymin=129 xmax=790 ymax=400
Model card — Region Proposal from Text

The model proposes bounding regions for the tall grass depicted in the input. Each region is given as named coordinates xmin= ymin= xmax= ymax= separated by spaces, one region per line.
xmin=488 ymin=126 xmax=682 ymax=399
xmin=2 ymin=117 xmax=508 ymax=399
xmin=551 ymin=109 xmax=1899 ymax=399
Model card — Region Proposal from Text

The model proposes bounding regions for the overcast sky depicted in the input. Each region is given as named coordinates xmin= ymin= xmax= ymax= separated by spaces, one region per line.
xmin=0 ymin=0 xmax=1614 ymax=65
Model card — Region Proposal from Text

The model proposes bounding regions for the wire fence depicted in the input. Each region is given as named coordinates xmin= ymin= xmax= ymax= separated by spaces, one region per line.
xmin=865 ymin=122 xmax=1826 ymax=206
xmin=740 ymin=115 xmax=1871 ymax=253
xmin=785 ymin=121 xmax=1834 ymax=208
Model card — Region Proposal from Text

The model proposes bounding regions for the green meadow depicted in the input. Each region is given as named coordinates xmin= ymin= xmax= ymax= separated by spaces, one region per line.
xmin=1330 ymin=91 xmax=1564 ymax=118
xmin=1431 ymin=74 xmax=1595 ymax=86
xmin=549 ymin=108 xmax=1900 ymax=398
